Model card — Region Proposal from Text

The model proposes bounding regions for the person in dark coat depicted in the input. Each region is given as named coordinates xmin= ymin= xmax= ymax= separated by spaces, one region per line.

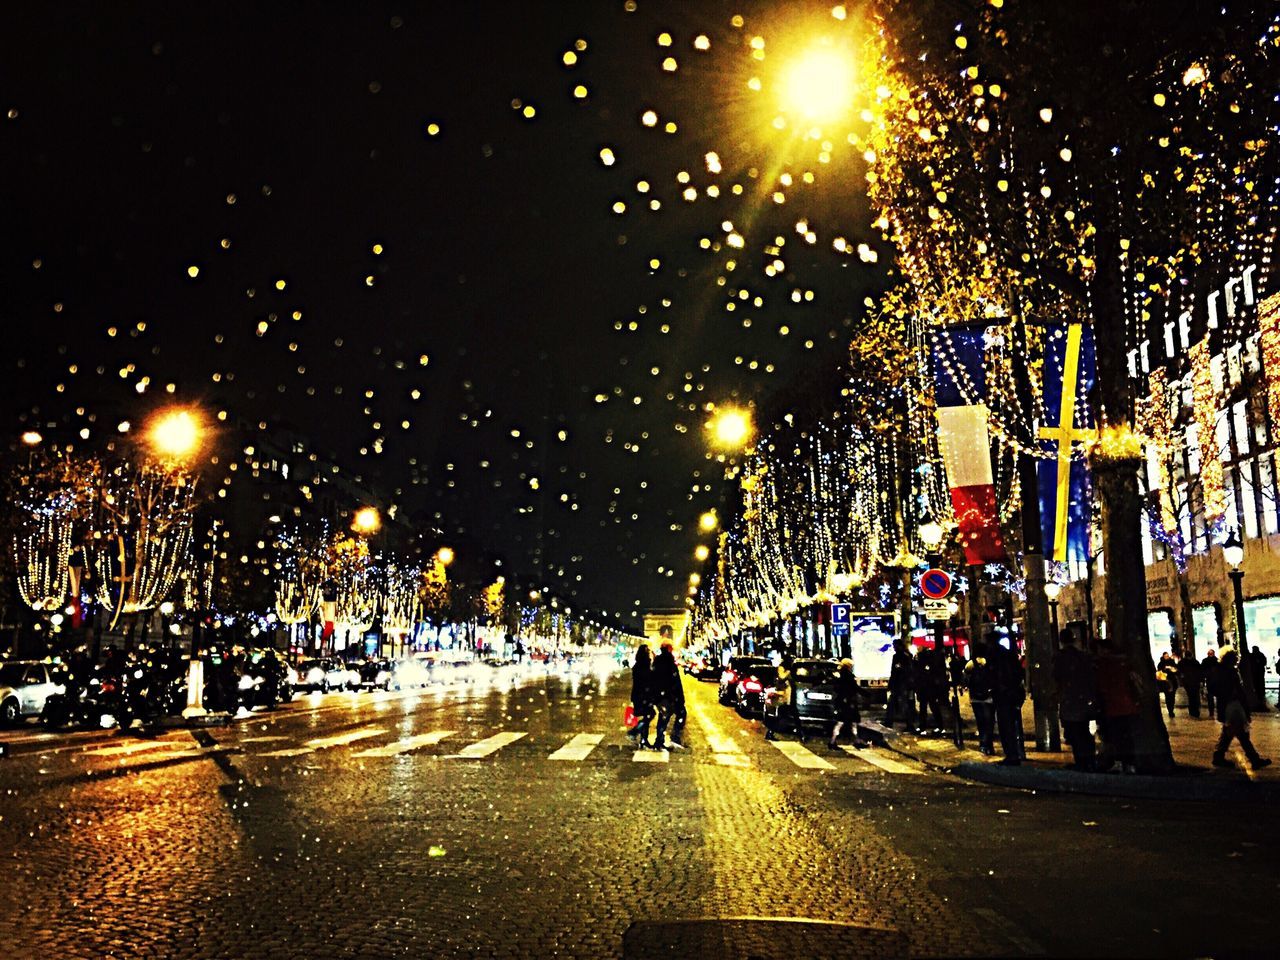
xmin=991 ymin=639 xmax=1026 ymax=765
xmin=1248 ymin=646 xmax=1269 ymax=710
xmin=1201 ymin=647 xmax=1220 ymax=718
xmin=828 ymin=658 xmax=863 ymax=750
xmin=965 ymin=642 xmax=997 ymax=756
xmin=1156 ymin=651 xmax=1178 ymax=718
xmin=629 ymin=644 xmax=655 ymax=749
xmin=886 ymin=640 xmax=916 ymax=729
xmin=1053 ymin=627 xmax=1097 ymax=770
xmin=651 ymin=631 xmax=687 ymax=750
xmin=1178 ymin=652 xmax=1202 ymax=718
xmin=1093 ymin=638 xmax=1140 ymax=773
xmin=1211 ymin=646 xmax=1271 ymax=770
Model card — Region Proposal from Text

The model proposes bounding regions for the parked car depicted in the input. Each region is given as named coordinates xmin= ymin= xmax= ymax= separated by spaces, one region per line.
xmin=718 ymin=656 xmax=771 ymax=706
xmin=0 ymin=661 xmax=65 ymax=724
xmin=734 ymin=665 xmax=777 ymax=717
xmin=763 ymin=658 xmax=841 ymax=733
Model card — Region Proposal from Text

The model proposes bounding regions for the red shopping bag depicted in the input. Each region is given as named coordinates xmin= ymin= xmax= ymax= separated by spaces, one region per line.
xmin=624 ymin=705 xmax=639 ymax=729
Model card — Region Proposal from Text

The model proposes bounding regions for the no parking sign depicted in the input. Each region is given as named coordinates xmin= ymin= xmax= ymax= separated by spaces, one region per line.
xmin=919 ymin=569 xmax=952 ymax=600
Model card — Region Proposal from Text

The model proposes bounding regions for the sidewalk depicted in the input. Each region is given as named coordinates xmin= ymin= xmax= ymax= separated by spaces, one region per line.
xmin=872 ymin=695 xmax=1280 ymax=802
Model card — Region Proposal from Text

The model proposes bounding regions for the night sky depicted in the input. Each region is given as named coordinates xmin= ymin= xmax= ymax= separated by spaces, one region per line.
xmin=1 ymin=1 xmax=885 ymax=627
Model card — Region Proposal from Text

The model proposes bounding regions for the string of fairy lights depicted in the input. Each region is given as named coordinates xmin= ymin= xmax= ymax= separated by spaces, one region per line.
xmin=694 ymin=5 xmax=1278 ymax=643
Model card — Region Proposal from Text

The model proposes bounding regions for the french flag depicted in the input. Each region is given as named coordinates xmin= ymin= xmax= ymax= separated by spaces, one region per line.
xmin=932 ymin=328 xmax=1006 ymax=564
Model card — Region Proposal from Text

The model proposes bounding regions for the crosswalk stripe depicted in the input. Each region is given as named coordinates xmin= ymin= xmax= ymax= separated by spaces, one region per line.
xmin=450 ymin=731 xmax=527 ymax=759
xmin=259 ymin=727 xmax=387 ymax=757
xmin=83 ymin=740 xmax=184 ymax=758
xmin=352 ymin=731 xmax=457 ymax=758
xmin=713 ymin=753 xmax=751 ymax=768
xmin=240 ymin=735 xmax=289 ymax=744
xmin=768 ymin=740 xmax=835 ymax=770
xmin=548 ymin=733 xmax=603 ymax=761
xmin=840 ymin=745 xmax=923 ymax=775
xmin=633 ymin=748 xmax=669 ymax=763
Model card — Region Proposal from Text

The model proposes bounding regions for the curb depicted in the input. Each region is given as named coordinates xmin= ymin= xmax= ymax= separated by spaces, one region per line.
xmin=951 ymin=760 xmax=1280 ymax=803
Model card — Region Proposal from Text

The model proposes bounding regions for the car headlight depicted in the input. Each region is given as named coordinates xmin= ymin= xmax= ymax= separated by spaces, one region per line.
xmin=238 ymin=674 xmax=257 ymax=691
xmin=307 ymin=668 xmax=324 ymax=683
xmin=286 ymin=668 xmax=299 ymax=684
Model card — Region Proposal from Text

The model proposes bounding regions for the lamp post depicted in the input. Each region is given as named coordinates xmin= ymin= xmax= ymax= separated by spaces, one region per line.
xmin=1044 ymin=581 xmax=1061 ymax=648
xmin=1222 ymin=528 xmax=1265 ymax=712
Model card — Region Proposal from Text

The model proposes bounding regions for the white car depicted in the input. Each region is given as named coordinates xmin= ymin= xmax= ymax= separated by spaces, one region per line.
xmin=0 ymin=661 xmax=65 ymax=724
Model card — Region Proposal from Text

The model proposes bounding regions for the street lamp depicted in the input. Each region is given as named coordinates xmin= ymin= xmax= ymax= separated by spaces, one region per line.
xmin=352 ymin=506 xmax=381 ymax=535
xmin=698 ymin=510 xmax=719 ymax=533
xmin=21 ymin=430 xmax=43 ymax=446
xmin=1222 ymin=528 xmax=1264 ymax=711
xmin=1044 ymin=581 xmax=1062 ymax=647
xmin=708 ymin=406 xmax=754 ymax=451
xmin=436 ymin=546 xmax=455 ymax=567
xmin=694 ymin=544 xmax=710 ymax=563
xmin=148 ymin=408 xmax=202 ymax=461
xmin=779 ymin=45 xmax=857 ymax=124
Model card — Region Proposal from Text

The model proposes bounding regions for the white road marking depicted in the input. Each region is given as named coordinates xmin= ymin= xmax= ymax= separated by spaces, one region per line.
xmin=352 ymin=731 xmax=457 ymax=758
xmin=448 ymin=731 xmax=528 ymax=759
xmin=768 ymin=740 xmax=835 ymax=770
xmin=548 ymin=733 xmax=604 ymax=761
xmin=258 ymin=727 xmax=387 ymax=757
xmin=239 ymin=735 xmax=290 ymax=743
xmin=633 ymin=748 xmax=670 ymax=763
xmin=83 ymin=740 xmax=185 ymax=758
xmin=692 ymin=705 xmax=752 ymax=767
xmin=841 ymin=745 xmax=923 ymax=775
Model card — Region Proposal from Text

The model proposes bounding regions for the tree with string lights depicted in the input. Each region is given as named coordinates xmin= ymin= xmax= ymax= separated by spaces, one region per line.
xmin=856 ymin=0 xmax=1278 ymax=771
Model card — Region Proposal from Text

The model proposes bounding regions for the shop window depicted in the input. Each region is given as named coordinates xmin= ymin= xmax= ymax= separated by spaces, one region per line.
xmin=1240 ymin=460 xmax=1259 ymax=539
xmin=1233 ymin=400 xmax=1250 ymax=457
xmin=1148 ymin=609 xmax=1175 ymax=664
xmin=1260 ymin=454 xmax=1279 ymax=535
xmin=1193 ymin=605 xmax=1221 ymax=653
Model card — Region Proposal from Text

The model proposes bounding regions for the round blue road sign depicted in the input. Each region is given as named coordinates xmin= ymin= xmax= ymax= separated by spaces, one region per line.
xmin=919 ymin=569 xmax=952 ymax=599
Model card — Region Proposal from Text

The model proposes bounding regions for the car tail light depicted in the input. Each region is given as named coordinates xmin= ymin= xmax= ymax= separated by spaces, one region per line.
xmin=101 ymin=680 xmax=117 ymax=695
xmin=744 ymin=679 xmax=762 ymax=693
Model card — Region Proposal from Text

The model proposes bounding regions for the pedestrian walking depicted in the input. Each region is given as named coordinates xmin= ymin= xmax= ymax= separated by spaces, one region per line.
xmin=629 ymin=644 xmax=655 ymax=749
xmin=828 ymin=658 xmax=864 ymax=750
xmin=1178 ymin=652 xmax=1202 ymax=718
xmin=1210 ymin=646 xmax=1272 ymax=770
xmin=965 ymin=642 xmax=997 ymax=756
xmin=1156 ymin=651 xmax=1178 ymax=718
xmin=1201 ymin=647 xmax=1220 ymax=718
xmin=651 ymin=629 xmax=687 ymax=750
xmin=991 ymin=639 xmax=1026 ymax=765
xmin=885 ymin=640 xmax=916 ymax=730
xmin=1053 ymin=627 xmax=1097 ymax=770
xmin=917 ymin=649 xmax=947 ymax=734
xmin=764 ymin=651 xmax=804 ymax=742
xmin=1093 ymin=638 xmax=1140 ymax=773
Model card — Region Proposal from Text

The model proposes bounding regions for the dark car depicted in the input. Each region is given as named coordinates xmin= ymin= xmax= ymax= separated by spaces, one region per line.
xmin=719 ymin=656 xmax=771 ymax=705
xmin=764 ymin=659 xmax=841 ymax=732
xmin=357 ymin=659 xmax=393 ymax=690
xmin=734 ymin=665 xmax=778 ymax=717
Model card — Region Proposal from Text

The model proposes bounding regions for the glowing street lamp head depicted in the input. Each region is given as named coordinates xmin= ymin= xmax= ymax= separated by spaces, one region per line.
xmin=699 ymin=510 xmax=719 ymax=533
xmin=709 ymin=407 xmax=753 ymax=451
xmin=352 ymin=506 xmax=381 ymax=535
xmin=436 ymin=546 xmax=455 ymax=566
xmin=780 ymin=46 xmax=857 ymax=124
xmin=148 ymin=408 xmax=202 ymax=461
xmin=694 ymin=544 xmax=710 ymax=562
xmin=21 ymin=430 xmax=43 ymax=446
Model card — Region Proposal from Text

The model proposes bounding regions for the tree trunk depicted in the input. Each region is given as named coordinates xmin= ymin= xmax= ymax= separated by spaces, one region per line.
xmin=1177 ymin=570 xmax=1196 ymax=659
xmin=1094 ymin=457 xmax=1174 ymax=771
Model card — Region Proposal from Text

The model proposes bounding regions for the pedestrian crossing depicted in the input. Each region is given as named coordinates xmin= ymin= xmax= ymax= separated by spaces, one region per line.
xmin=216 ymin=722 xmax=929 ymax=776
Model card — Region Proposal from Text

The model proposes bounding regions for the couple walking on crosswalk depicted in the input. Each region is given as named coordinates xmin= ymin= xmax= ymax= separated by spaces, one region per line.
xmin=628 ymin=626 xmax=687 ymax=752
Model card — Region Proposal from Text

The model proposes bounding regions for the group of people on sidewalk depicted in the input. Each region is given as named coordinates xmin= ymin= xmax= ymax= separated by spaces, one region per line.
xmin=627 ymin=625 xmax=687 ymax=751
xmin=1054 ymin=628 xmax=1272 ymax=772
